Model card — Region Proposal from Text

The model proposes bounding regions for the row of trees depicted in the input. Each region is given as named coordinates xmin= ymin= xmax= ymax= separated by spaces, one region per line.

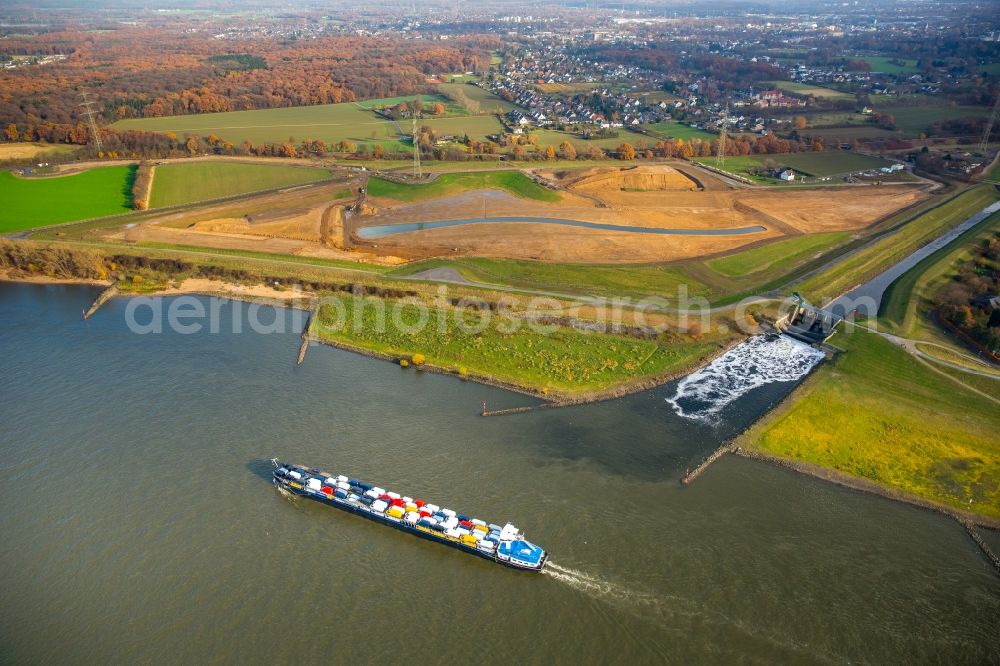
xmin=131 ymin=162 xmax=153 ymax=211
xmin=935 ymin=233 xmax=1000 ymax=358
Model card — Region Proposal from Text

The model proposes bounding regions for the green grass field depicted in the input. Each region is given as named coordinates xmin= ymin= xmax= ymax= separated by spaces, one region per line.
xmin=692 ymin=156 xmax=779 ymax=183
xmin=314 ymin=295 xmax=722 ymax=396
xmin=765 ymin=81 xmax=851 ymax=99
xmin=392 ymin=257 xmax=710 ymax=300
xmin=696 ymin=152 xmax=891 ymax=179
xmin=887 ymin=105 xmax=991 ymax=136
xmin=0 ymin=167 xmax=135 ymax=232
xmin=645 ymin=122 xmax=716 ymax=142
xmin=112 ymin=96 xmax=507 ymax=152
xmin=421 ymin=115 xmax=504 ymax=141
xmin=707 ymin=232 xmax=852 ymax=278
xmin=796 ymin=185 xmax=1000 ymax=304
xmin=862 ymin=57 xmax=920 ymax=75
xmin=366 ymin=172 xmax=560 ymax=203
xmin=113 ymin=101 xmax=409 ymax=151
xmin=776 ymin=152 xmax=892 ymax=176
xmin=148 ymin=162 xmax=332 ymax=208
xmin=742 ymin=328 xmax=1000 ymax=519
xmin=436 ymin=83 xmax=516 ymax=114
xmin=797 ymin=126 xmax=902 ymax=141
xmin=528 ymin=128 xmax=654 ymax=152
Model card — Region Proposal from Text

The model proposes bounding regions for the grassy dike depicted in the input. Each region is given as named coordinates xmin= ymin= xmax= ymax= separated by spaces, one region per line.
xmin=795 ymin=184 xmax=1000 ymax=304
xmin=311 ymin=294 xmax=734 ymax=399
xmin=738 ymin=328 xmax=1000 ymax=521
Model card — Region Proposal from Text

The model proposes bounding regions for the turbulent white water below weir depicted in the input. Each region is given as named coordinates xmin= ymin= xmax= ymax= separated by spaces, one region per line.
xmin=667 ymin=335 xmax=826 ymax=421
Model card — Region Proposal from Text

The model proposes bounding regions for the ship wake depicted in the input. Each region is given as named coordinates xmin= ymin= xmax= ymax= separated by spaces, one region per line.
xmin=544 ymin=562 xmax=676 ymax=616
xmin=666 ymin=335 xmax=825 ymax=421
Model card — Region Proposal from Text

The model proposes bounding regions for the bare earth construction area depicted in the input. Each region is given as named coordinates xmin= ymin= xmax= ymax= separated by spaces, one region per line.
xmin=86 ymin=162 xmax=931 ymax=268
xmin=348 ymin=165 xmax=928 ymax=263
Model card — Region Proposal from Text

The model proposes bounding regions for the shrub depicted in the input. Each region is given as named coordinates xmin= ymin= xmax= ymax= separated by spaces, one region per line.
xmin=399 ymin=358 xmax=410 ymax=368
xmin=411 ymin=353 xmax=426 ymax=365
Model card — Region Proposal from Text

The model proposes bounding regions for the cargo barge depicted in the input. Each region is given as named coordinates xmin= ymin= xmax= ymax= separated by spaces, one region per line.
xmin=271 ymin=460 xmax=548 ymax=572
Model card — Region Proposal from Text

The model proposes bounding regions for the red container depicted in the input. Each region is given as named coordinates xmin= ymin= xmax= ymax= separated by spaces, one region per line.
xmin=391 ymin=498 xmax=405 ymax=507
xmin=414 ymin=500 xmax=426 ymax=508
xmin=459 ymin=520 xmax=473 ymax=529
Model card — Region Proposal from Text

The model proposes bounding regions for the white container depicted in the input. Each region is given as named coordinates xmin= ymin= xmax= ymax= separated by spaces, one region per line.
xmin=441 ymin=508 xmax=456 ymax=517
xmin=441 ymin=517 xmax=459 ymax=530
xmin=364 ymin=489 xmax=380 ymax=499
xmin=404 ymin=512 xmax=420 ymax=524
xmin=306 ymin=478 xmax=322 ymax=491
xmin=336 ymin=475 xmax=348 ymax=483
xmin=445 ymin=528 xmax=461 ymax=538
xmin=456 ymin=527 xmax=471 ymax=536
xmin=478 ymin=542 xmax=496 ymax=551
xmin=323 ymin=477 xmax=337 ymax=486
xmin=288 ymin=471 xmax=302 ymax=480
xmin=372 ymin=487 xmax=386 ymax=496
xmin=336 ymin=481 xmax=350 ymax=491
xmin=471 ymin=519 xmax=486 ymax=527
xmin=387 ymin=492 xmax=401 ymax=500
xmin=402 ymin=496 xmax=413 ymax=504
xmin=424 ymin=504 xmax=440 ymax=514
xmin=371 ymin=500 xmax=388 ymax=513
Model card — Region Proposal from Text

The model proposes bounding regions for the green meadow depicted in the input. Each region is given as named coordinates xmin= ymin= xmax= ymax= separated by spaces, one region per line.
xmin=742 ymin=328 xmax=1000 ymax=520
xmin=149 ymin=162 xmax=331 ymax=208
xmin=0 ymin=167 xmax=135 ymax=232
xmin=314 ymin=295 xmax=723 ymax=396
xmin=366 ymin=172 xmax=560 ymax=203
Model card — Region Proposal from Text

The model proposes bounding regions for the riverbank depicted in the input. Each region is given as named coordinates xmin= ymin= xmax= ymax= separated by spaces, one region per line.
xmin=736 ymin=328 xmax=1000 ymax=523
xmin=0 ymin=270 xmax=315 ymax=309
xmin=0 ymin=267 xmax=741 ymax=402
xmin=310 ymin=324 xmax=743 ymax=405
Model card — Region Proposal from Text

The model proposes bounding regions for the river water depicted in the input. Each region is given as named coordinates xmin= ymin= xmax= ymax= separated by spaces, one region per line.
xmin=357 ymin=216 xmax=766 ymax=239
xmin=1 ymin=283 xmax=997 ymax=664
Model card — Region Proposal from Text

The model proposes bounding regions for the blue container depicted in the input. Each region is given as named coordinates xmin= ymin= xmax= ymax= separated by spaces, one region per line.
xmin=334 ymin=490 xmax=348 ymax=499
xmin=359 ymin=482 xmax=374 ymax=491
xmin=457 ymin=514 xmax=471 ymax=522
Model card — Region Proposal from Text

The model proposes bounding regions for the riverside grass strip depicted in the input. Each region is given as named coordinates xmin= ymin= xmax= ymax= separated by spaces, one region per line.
xmin=795 ymin=185 xmax=1000 ymax=304
xmin=743 ymin=328 xmax=1000 ymax=520
xmin=313 ymin=294 xmax=721 ymax=396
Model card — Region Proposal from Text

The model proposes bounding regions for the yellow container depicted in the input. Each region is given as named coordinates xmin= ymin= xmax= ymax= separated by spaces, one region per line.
xmin=405 ymin=503 xmax=418 ymax=513
xmin=387 ymin=507 xmax=405 ymax=519
xmin=472 ymin=525 xmax=488 ymax=534
xmin=460 ymin=534 xmax=478 ymax=546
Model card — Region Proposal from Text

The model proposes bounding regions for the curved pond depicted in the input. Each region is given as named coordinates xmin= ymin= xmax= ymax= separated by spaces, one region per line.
xmin=357 ymin=216 xmax=767 ymax=239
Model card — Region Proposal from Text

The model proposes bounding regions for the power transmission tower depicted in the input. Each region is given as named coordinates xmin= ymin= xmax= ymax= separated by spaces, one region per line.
xmin=716 ymin=102 xmax=729 ymax=167
xmin=979 ymin=94 xmax=999 ymax=154
xmin=79 ymin=90 xmax=104 ymax=155
xmin=411 ymin=116 xmax=422 ymax=177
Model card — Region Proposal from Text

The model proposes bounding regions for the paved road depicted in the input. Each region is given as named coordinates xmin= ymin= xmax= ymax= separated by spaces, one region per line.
xmin=826 ymin=200 xmax=1000 ymax=318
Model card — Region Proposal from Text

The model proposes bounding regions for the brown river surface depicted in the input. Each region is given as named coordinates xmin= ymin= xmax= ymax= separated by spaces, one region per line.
xmin=1 ymin=283 xmax=997 ymax=664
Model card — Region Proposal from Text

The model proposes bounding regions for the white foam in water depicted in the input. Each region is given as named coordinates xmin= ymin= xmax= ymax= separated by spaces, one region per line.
xmin=667 ymin=335 xmax=825 ymax=421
